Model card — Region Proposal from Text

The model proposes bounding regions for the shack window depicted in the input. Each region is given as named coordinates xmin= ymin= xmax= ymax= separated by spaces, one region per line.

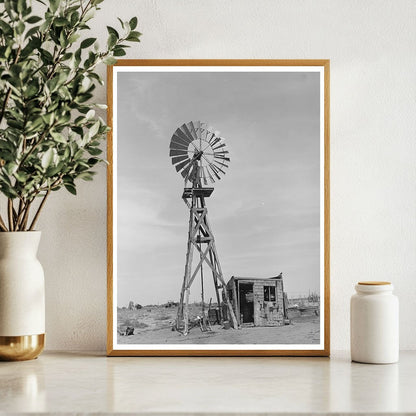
xmin=264 ymin=285 xmax=276 ymax=301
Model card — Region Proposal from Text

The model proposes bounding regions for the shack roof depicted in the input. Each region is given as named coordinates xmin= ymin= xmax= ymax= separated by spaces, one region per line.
xmin=228 ymin=273 xmax=283 ymax=283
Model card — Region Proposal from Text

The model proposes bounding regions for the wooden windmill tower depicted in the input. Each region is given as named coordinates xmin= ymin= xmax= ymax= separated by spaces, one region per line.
xmin=169 ymin=121 xmax=238 ymax=335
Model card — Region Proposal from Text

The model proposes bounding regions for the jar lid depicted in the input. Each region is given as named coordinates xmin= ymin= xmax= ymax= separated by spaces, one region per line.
xmin=358 ymin=281 xmax=391 ymax=285
xmin=355 ymin=281 xmax=393 ymax=293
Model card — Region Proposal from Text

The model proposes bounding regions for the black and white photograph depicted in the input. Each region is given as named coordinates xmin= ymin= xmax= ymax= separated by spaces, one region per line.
xmin=108 ymin=61 xmax=329 ymax=355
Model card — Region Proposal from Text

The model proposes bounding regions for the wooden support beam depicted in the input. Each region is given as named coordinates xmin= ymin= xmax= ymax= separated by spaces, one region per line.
xmin=232 ymin=280 xmax=239 ymax=325
xmin=188 ymin=244 xmax=212 ymax=287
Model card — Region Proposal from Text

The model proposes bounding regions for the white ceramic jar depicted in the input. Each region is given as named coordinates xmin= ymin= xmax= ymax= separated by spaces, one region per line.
xmin=350 ymin=281 xmax=399 ymax=364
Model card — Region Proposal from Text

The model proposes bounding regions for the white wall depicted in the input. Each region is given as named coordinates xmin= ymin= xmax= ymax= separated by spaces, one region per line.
xmin=39 ymin=0 xmax=416 ymax=351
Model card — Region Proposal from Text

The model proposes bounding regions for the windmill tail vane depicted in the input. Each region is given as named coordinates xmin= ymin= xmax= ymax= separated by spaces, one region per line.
xmin=169 ymin=121 xmax=238 ymax=335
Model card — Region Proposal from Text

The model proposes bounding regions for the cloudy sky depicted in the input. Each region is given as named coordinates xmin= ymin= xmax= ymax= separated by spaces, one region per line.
xmin=116 ymin=70 xmax=321 ymax=307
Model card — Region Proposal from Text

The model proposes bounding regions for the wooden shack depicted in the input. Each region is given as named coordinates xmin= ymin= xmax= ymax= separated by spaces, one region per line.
xmin=226 ymin=274 xmax=287 ymax=327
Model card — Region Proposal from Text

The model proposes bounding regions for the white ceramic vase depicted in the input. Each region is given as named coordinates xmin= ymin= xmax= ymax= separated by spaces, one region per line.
xmin=350 ymin=281 xmax=399 ymax=364
xmin=0 ymin=231 xmax=45 ymax=360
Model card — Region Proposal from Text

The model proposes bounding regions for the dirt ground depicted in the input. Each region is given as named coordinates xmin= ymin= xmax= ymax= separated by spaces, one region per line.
xmin=117 ymin=305 xmax=320 ymax=345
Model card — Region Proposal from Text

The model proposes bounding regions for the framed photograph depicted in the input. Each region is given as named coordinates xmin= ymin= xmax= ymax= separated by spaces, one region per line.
xmin=107 ymin=60 xmax=330 ymax=356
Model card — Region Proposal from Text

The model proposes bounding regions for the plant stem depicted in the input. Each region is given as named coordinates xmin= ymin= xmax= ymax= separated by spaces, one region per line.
xmin=0 ymin=214 xmax=8 ymax=232
xmin=7 ymin=199 xmax=14 ymax=231
xmin=14 ymin=199 xmax=23 ymax=230
xmin=29 ymin=189 xmax=50 ymax=231
xmin=14 ymin=199 xmax=27 ymax=231
xmin=20 ymin=200 xmax=32 ymax=231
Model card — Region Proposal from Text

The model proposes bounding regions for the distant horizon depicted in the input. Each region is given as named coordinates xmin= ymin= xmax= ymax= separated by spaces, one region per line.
xmin=116 ymin=70 xmax=322 ymax=307
xmin=117 ymin=275 xmax=321 ymax=307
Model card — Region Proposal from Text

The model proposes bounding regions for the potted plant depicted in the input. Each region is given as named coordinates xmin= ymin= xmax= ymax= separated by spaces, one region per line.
xmin=0 ymin=0 xmax=140 ymax=360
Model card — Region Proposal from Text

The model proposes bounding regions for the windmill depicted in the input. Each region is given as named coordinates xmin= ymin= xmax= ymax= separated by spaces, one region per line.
xmin=169 ymin=121 xmax=238 ymax=335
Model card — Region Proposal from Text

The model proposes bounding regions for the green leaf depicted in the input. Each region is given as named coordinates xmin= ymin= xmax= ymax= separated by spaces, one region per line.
xmin=88 ymin=120 xmax=100 ymax=138
xmin=113 ymin=47 xmax=126 ymax=57
xmin=86 ymin=109 xmax=95 ymax=119
xmin=41 ymin=148 xmax=54 ymax=169
xmin=80 ymin=37 xmax=96 ymax=49
xmin=54 ymin=17 xmax=69 ymax=27
xmin=17 ymin=0 xmax=26 ymax=13
xmin=87 ymin=147 xmax=102 ymax=156
xmin=74 ymin=148 xmax=84 ymax=159
xmin=14 ymin=171 xmax=28 ymax=183
xmin=46 ymin=163 xmax=63 ymax=177
xmin=5 ymin=162 xmax=18 ymax=176
xmin=49 ymin=0 xmax=59 ymax=13
xmin=63 ymin=146 xmax=70 ymax=160
xmin=0 ymin=183 xmax=18 ymax=198
xmin=117 ymin=17 xmax=125 ymax=29
xmin=77 ymin=171 xmax=95 ymax=181
xmin=0 ymin=20 xmax=13 ymax=35
xmin=50 ymin=131 xmax=67 ymax=143
xmin=126 ymin=31 xmax=141 ymax=42
xmin=26 ymin=15 xmax=42 ymax=24
xmin=129 ymin=16 xmax=138 ymax=30
xmin=25 ymin=25 xmax=39 ymax=38
xmin=68 ymin=33 xmax=80 ymax=44
xmin=64 ymin=183 xmax=76 ymax=195
xmin=24 ymin=83 xmax=38 ymax=98
xmin=83 ymin=8 xmax=95 ymax=22
xmin=106 ymin=26 xmax=119 ymax=38
xmin=16 ymin=21 xmax=25 ymax=35
xmin=4 ymin=0 xmax=16 ymax=19
xmin=42 ymin=112 xmax=55 ymax=125
xmin=70 ymin=11 xmax=80 ymax=26
xmin=25 ymin=117 xmax=44 ymax=133
xmin=103 ymin=56 xmax=117 ymax=65
xmin=107 ymin=33 xmax=117 ymax=49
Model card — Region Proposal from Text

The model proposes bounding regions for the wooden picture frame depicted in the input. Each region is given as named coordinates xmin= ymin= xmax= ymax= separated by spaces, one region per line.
xmin=107 ymin=60 xmax=330 ymax=356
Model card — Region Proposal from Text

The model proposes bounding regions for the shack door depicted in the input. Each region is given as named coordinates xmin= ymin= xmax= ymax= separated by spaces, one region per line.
xmin=239 ymin=283 xmax=254 ymax=323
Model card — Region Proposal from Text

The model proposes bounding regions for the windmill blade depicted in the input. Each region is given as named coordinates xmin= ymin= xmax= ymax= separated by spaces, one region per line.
xmin=170 ymin=136 xmax=189 ymax=149
xmin=214 ymin=154 xmax=230 ymax=162
xmin=194 ymin=120 xmax=201 ymax=138
xmin=170 ymin=146 xmax=188 ymax=155
xmin=206 ymin=131 xmax=215 ymax=144
xmin=181 ymin=163 xmax=192 ymax=179
xmin=213 ymin=150 xmax=229 ymax=155
xmin=208 ymin=163 xmax=221 ymax=180
xmin=212 ymin=162 xmax=226 ymax=175
xmin=188 ymin=121 xmax=198 ymax=140
xmin=174 ymin=128 xmax=193 ymax=144
xmin=172 ymin=154 xmax=190 ymax=165
xmin=170 ymin=149 xmax=189 ymax=158
xmin=200 ymin=123 xmax=208 ymax=141
xmin=213 ymin=159 xmax=229 ymax=169
xmin=210 ymin=136 xmax=221 ymax=146
xmin=175 ymin=157 xmax=194 ymax=172
xmin=170 ymin=144 xmax=188 ymax=153
xmin=181 ymin=123 xmax=197 ymax=143
xmin=186 ymin=163 xmax=198 ymax=182
xmin=169 ymin=147 xmax=189 ymax=156
xmin=212 ymin=143 xmax=226 ymax=151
